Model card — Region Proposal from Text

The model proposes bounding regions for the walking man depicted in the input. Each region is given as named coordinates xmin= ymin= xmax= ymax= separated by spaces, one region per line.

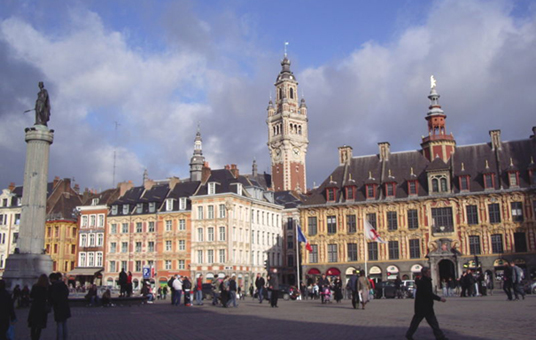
xmin=511 ymin=262 xmax=525 ymax=300
xmin=406 ymin=267 xmax=448 ymax=340
xmin=255 ymin=273 xmax=265 ymax=304
xmin=172 ymin=275 xmax=183 ymax=306
xmin=347 ymin=270 xmax=360 ymax=309
xmin=195 ymin=274 xmax=204 ymax=305
xmin=268 ymin=268 xmax=279 ymax=308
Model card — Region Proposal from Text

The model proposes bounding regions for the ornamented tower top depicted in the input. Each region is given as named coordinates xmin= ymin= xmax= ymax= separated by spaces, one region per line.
xmin=421 ymin=76 xmax=456 ymax=162
xmin=190 ymin=127 xmax=205 ymax=181
xmin=267 ymin=51 xmax=309 ymax=192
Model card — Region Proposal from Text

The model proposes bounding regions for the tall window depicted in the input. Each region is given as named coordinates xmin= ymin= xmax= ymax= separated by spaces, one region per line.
xmin=179 ymin=219 xmax=186 ymax=231
xmin=136 ymin=222 xmax=142 ymax=233
xmin=491 ymin=234 xmax=503 ymax=254
xmin=165 ymin=220 xmax=172 ymax=231
xmin=121 ymin=242 xmax=128 ymax=253
xmin=165 ymin=240 xmax=172 ymax=251
xmin=219 ymin=204 xmax=226 ymax=218
xmin=197 ymin=250 xmax=203 ymax=263
xmin=287 ymin=236 xmax=294 ymax=249
xmin=135 ymin=261 xmax=141 ymax=272
xmin=388 ymin=241 xmax=399 ymax=259
xmin=148 ymin=222 xmax=155 ymax=232
xmin=97 ymin=233 xmax=103 ymax=246
xmin=208 ymin=205 xmax=214 ymax=219
xmin=466 ymin=205 xmax=479 ymax=225
xmin=366 ymin=185 xmax=375 ymax=199
xmin=385 ymin=183 xmax=395 ymax=197
xmin=111 ymin=224 xmax=117 ymax=234
xmin=511 ymin=202 xmax=523 ymax=222
xmin=79 ymin=253 xmax=86 ymax=267
xmin=368 ymin=242 xmax=378 ymax=261
xmin=96 ymin=252 xmax=103 ymax=267
xmin=198 ymin=228 xmax=204 ymax=242
xmin=207 ymin=250 xmax=214 ymax=263
xmin=488 ymin=203 xmax=501 ymax=223
xmin=408 ymin=180 xmax=418 ymax=195
xmin=165 ymin=260 xmax=172 ymax=270
xmin=407 ymin=210 xmax=418 ymax=229
xmin=409 ymin=239 xmax=420 ymax=258
xmin=178 ymin=260 xmax=185 ymax=269
xmin=135 ymin=242 xmax=142 ymax=252
xmin=460 ymin=176 xmax=470 ymax=191
xmin=308 ymin=217 xmax=318 ymax=236
xmin=310 ymin=245 xmax=318 ymax=263
xmin=484 ymin=173 xmax=494 ymax=189
xmin=469 ymin=236 xmax=481 ymax=255
xmin=208 ymin=227 xmax=214 ymax=241
xmin=327 ymin=216 xmax=337 ymax=234
xmin=347 ymin=215 xmax=356 ymax=233
xmin=110 ymin=261 xmax=116 ymax=273
xmin=122 ymin=223 xmax=129 ymax=233
xmin=219 ymin=227 xmax=226 ymax=241
xmin=110 ymin=242 xmax=116 ymax=253
xmin=514 ymin=232 xmax=527 ymax=253
xmin=432 ymin=207 xmax=454 ymax=232
xmin=80 ymin=234 xmax=87 ymax=247
xmin=219 ymin=249 xmax=226 ymax=263
xmin=148 ymin=241 xmax=155 ymax=252
xmin=198 ymin=206 xmax=204 ymax=220
xmin=367 ymin=213 xmax=377 ymax=228
xmin=179 ymin=240 xmax=185 ymax=251
xmin=326 ymin=188 xmax=336 ymax=202
xmin=347 ymin=243 xmax=358 ymax=262
xmin=327 ymin=244 xmax=338 ymax=262
xmin=387 ymin=211 xmax=398 ymax=231
xmin=508 ymin=172 xmax=519 ymax=187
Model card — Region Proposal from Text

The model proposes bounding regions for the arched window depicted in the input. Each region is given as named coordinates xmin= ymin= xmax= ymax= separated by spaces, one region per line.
xmin=279 ymin=88 xmax=283 ymax=100
xmin=432 ymin=179 xmax=439 ymax=192
xmin=440 ymin=178 xmax=448 ymax=192
xmin=290 ymin=88 xmax=294 ymax=99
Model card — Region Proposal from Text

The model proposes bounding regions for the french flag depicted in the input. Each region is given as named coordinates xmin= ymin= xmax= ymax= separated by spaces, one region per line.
xmin=297 ymin=224 xmax=313 ymax=252
xmin=365 ymin=219 xmax=387 ymax=244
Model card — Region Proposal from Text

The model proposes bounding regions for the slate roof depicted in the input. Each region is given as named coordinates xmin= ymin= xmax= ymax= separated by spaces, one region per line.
xmin=303 ymin=136 xmax=536 ymax=206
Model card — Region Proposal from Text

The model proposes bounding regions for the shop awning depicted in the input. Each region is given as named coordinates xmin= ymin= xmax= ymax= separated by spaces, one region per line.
xmin=68 ymin=267 xmax=103 ymax=277
xmin=307 ymin=268 xmax=321 ymax=275
xmin=326 ymin=267 xmax=341 ymax=276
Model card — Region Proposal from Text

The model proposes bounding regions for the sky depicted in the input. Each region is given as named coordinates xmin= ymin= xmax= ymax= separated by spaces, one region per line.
xmin=1 ymin=0 xmax=535 ymax=192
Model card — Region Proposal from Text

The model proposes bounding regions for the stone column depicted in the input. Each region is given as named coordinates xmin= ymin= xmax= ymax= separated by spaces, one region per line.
xmin=3 ymin=125 xmax=54 ymax=291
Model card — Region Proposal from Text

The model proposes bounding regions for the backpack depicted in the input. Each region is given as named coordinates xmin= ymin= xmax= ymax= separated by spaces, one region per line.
xmin=168 ymin=277 xmax=175 ymax=290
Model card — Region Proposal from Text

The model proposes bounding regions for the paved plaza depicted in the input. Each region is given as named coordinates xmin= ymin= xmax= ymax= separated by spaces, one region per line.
xmin=10 ymin=292 xmax=535 ymax=339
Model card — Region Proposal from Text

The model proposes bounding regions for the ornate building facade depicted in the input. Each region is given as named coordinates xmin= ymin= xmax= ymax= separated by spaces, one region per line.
xmin=299 ymin=83 xmax=536 ymax=289
xmin=0 ymin=184 xmax=22 ymax=276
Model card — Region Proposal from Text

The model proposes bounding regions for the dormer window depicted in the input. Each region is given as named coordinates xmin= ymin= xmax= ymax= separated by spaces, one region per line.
xmin=326 ymin=188 xmax=336 ymax=202
xmin=408 ymin=180 xmax=418 ymax=196
xmin=148 ymin=202 xmax=156 ymax=213
xmin=429 ymin=174 xmax=449 ymax=194
xmin=345 ymin=186 xmax=356 ymax=200
xmin=136 ymin=203 xmax=143 ymax=214
xmin=111 ymin=205 xmax=118 ymax=215
xmin=508 ymin=171 xmax=519 ymax=187
xmin=459 ymin=175 xmax=470 ymax=191
xmin=366 ymin=184 xmax=377 ymax=199
xmin=122 ymin=204 xmax=129 ymax=215
xmin=17 ymin=198 xmax=22 ymax=206
xmin=92 ymin=198 xmax=99 ymax=206
xmin=208 ymin=182 xmax=216 ymax=195
xmin=483 ymin=173 xmax=495 ymax=189
xmin=179 ymin=197 xmax=187 ymax=210
xmin=385 ymin=183 xmax=396 ymax=197
xmin=165 ymin=199 xmax=174 ymax=212
xmin=235 ymin=183 xmax=242 ymax=195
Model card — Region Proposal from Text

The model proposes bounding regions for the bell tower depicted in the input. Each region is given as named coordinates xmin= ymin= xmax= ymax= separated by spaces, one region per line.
xmin=267 ymin=54 xmax=308 ymax=192
xmin=421 ymin=76 xmax=456 ymax=162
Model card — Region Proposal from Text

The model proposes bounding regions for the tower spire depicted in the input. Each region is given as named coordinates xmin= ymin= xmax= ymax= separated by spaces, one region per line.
xmin=190 ymin=126 xmax=205 ymax=181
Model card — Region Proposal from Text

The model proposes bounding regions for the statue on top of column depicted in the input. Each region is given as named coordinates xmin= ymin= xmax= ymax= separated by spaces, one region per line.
xmin=35 ymin=81 xmax=51 ymax=126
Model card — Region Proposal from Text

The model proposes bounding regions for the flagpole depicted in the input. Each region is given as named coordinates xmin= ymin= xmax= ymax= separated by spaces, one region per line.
xmin=295 ymin=219 xmax=301 ymax=300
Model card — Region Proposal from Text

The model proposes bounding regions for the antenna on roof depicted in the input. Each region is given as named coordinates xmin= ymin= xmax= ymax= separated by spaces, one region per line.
xmin=112 ymin=121 xmax=121 ymax=188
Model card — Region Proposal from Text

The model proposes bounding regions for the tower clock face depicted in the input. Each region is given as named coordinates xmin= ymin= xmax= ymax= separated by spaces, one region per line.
xmin=293 ymin=148 xmax=300 ymax=157
xmin=274 ymin=148 xmax=281 ymax=160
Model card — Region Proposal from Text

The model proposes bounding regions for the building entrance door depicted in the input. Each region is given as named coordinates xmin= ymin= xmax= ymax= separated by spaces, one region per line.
xmin=438 ymin=259 xmax=455 ymax=282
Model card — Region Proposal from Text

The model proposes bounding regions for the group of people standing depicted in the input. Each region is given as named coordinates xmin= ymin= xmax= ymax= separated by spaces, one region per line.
xmin=0 ymin=273 xmax=71 ymax=340
xmin=254 ymin=268 xmax=280 ymax=307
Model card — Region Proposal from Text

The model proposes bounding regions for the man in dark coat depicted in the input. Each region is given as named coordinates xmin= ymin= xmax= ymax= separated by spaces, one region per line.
xmin=49 ymin=273 xmax=71 ymax=340
xmin=317 ymin=274 xmax=330 ymax=304
xmin=347 ymin=270 xmax=360 ymax=309
xmin=406 ymin=267 xmax=448 ymax=340
xmin=502 ymin=265 xmax=513 ymax=300
xmin=268 ymin=269 xmax=279 ymax=308
xmin=119 ymin=269 xmax=128 ymax=297
xmin=0 ymin=279 xmax=17 ymax=340
xmin=255 ymin=273 xmax=265 ymax=304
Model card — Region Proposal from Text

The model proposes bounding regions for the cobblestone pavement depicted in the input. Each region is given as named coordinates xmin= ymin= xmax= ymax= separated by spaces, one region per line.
xmin=10 ymin=292 xmax=535 ymax=340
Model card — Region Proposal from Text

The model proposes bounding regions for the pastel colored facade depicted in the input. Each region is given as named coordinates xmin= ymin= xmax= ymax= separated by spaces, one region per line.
xmin=0 ymin=184 xmax=22 ymax=276
xmin=44 ymin=177 xmax=83 ymax=274
xmin=189 ymin=166 xmax=284 ymax=290
xmin=299 ymin=85 xmax=536 ymax=290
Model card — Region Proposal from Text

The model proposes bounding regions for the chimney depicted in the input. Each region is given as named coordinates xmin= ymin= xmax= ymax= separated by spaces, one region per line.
xmin=224 ymin=165 xmax=230 ymax=170
xmin=118 ymin=180 xmax=134 ymax=197
xmin=169 ymin=177 xmax=180 ymax=191
xmin=8 ymin=182 xmax=15 ymax=192
xmin=144 ymin=179 xmax=155 ymax=191
xmin=252 ymin=159 xmax=258 ymax=177
xmin=63 ymin=178 xmax=71 ymax=191
xmin=53 ymin=176 xmax=60 ymax=188
xmin=73 ymin=184 xmax=80 ymax=193
xmin=338 ymin=145 xmax=353 ymax=165
xmin=202 ymin=162 xmax=211 ymax=183
xmin=378 ymin=142 xmax=390 ymax=161
xmin=230 ymin=164 xmax=239 ymax=178
xmin=489 ymin=129 xmax=502 ymax=151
